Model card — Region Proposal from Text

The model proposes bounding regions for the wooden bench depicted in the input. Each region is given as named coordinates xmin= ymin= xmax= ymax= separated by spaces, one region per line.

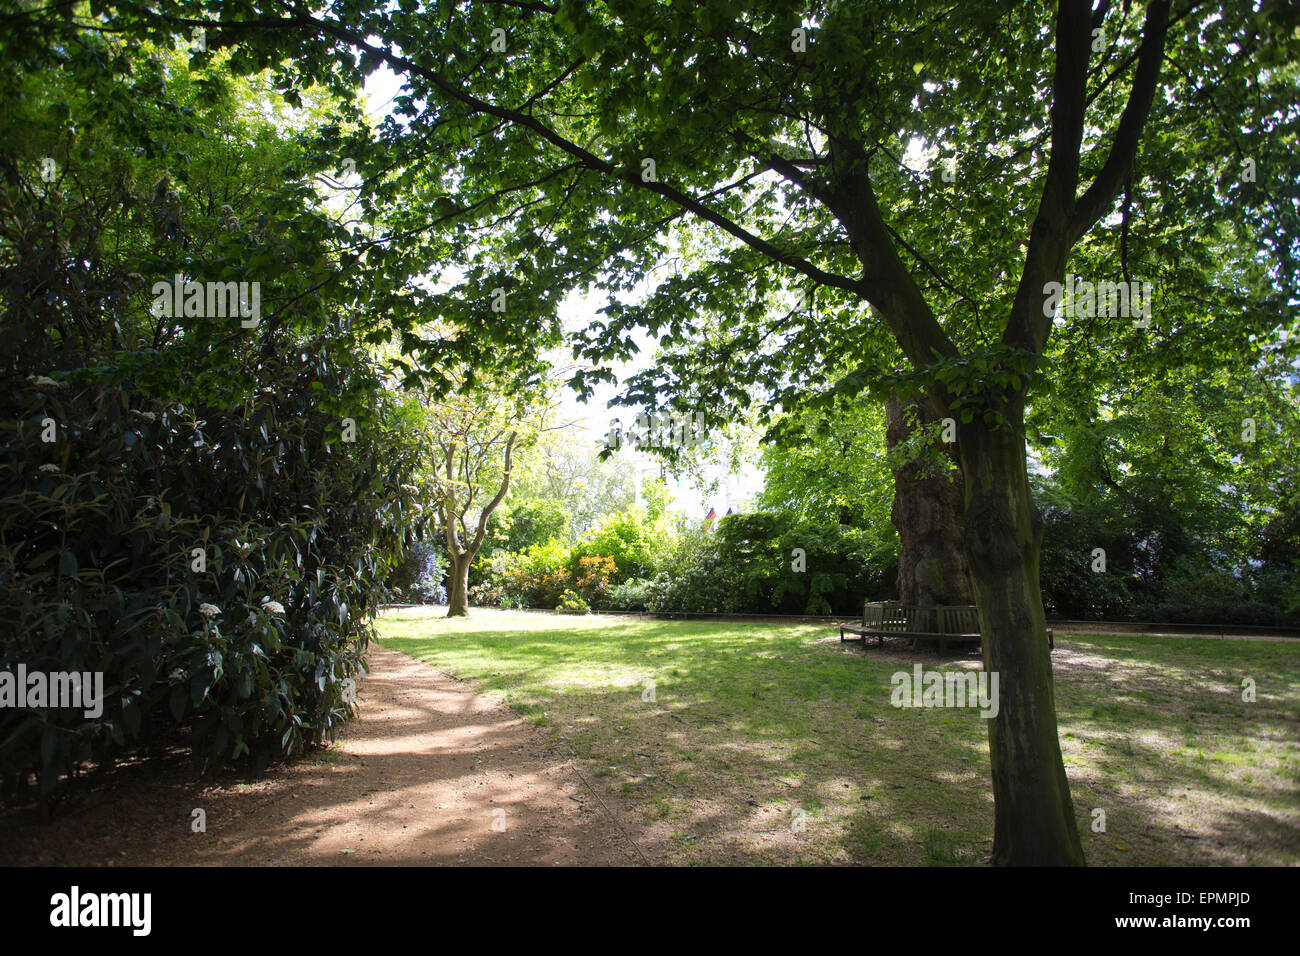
xmin=840 ymin=600 xmax=1053 ymax=653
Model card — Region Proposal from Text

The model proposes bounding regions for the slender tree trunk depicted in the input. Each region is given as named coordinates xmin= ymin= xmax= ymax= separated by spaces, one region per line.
xmin=885 ymin=393 xmax=971 ymax=605
xmin=958 ymin=406 xmax=1084 ymax=866
xmin=437 ymin=430 xmax=516 ymax=620
xmin=447 ymin=552 xmax=471 ymax=617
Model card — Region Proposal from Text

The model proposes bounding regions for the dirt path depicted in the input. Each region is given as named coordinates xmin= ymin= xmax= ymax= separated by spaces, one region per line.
xmin=0 ymin=646 xmax=639 ymax=866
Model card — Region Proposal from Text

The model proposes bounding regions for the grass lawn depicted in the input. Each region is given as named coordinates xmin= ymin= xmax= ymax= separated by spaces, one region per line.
xmin=375 ymin=607 xmax=1300 ymax=866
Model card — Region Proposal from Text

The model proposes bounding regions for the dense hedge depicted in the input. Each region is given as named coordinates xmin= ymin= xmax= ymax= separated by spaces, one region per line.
xmin=0 ymin=40 xmax=427 ymax=802
xmin=643 ymin=513 xmax=897 ymax=615
xmin=467 ymin=495 xmax=1296 ymax=626
xmin=0 ymin=328 xmax=424 ymax=802
xmin=1039 ymin=506 xmax=1300 ymax=627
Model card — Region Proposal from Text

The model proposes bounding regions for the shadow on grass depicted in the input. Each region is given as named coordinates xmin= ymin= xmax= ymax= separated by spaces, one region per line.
xmin=377 ymin=609 xmax=1298 ymax=866
xmin=1050 ymin=634 xmax=1299 ymax=866
xmin=377 ymin=609 xmax=1002 ymax=864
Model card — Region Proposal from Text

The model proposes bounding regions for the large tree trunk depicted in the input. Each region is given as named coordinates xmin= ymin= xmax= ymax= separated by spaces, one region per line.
xmin=446 ymin=552 xmax=471 ymax=617
xmin=959 ymin=406 xmax=1084 ymax=866
xmin=885 ymin=393 xmax=971 ymax=605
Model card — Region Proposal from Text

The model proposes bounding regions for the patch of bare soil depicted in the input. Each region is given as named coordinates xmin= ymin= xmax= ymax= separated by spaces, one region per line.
xmin=0 ymin=646 xmax=638 ymax=866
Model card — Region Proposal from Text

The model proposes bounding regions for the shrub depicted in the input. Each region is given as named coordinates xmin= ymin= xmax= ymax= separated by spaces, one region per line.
xmin=1038 ymin=506 xmax=1137 ymax=619
xmin=601 ymin=577 xmax=652 ymax=611
xmin=0 ymin=56 xmax=427 ymax=802
xmin=486 ymin=538 xmax=572 ymax=608
xmin=572 ymin=555 xmax=616 ymax=605
xmin=644 ymin=516 xmax=895 ymax=615
xmin=1036 ymin=503 xmax=1300 ymax=625
xmin=644 ymin=531 xmax=744 ymax=613
xmin=570 ymin=507 xmax=673 ymax=583
xmin=387 ymin=537 xmax=447 ymax=604
xmin=556 ymin=589 xmax=590 ymax=614
xmin=1251 ymin=565 xmax=1300 ymax=618
xmin=0 ymin=344 xmax=424 ymax=803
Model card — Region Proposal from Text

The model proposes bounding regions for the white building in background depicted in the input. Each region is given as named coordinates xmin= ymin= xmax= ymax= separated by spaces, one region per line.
xmin=631 ymin=461 xmax=661 ymax=509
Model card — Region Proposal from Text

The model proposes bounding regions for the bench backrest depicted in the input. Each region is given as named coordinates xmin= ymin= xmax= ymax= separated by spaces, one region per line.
xmin=938 ymin=605 xmax=980 ymax=635
xmin=862 ymin=601 xmax=981 ymax=635
xmin=863 ymin=600 xmax=884 ymax=628
xmin=907 ymin=605 xmax=942 ymax=633
xmin=864 ymin=600 xmax=911 ymax=630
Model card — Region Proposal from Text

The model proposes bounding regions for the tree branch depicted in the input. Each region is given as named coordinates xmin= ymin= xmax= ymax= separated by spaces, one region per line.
xmin=823 ymin=136 xmax=958 ymax=369
xmin=1004 ymin=0 xmax=1097 ymax=353
xmin=471 ymin=431 xmax=516 ymax=555
xmin=272 ymin=14 xmax=869 ymax=300
xmin=1067 ymin=0 xmax=1172 ymax=243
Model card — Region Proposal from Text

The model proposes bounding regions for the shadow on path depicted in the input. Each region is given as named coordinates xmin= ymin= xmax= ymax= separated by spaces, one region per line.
xmin=0 ymin=645 xmax=639 ymax=867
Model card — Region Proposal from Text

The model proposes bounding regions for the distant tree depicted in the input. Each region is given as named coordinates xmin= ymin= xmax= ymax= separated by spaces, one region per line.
xmin=510 ymin=430 xmax=637 ymax=536
xmin=487 ymin=498 xmax=572 ymax=555
xmin=758 ymin=399 xmax=894 ymax=525
xmin=423 ymin=388 xmax=539 ymax=617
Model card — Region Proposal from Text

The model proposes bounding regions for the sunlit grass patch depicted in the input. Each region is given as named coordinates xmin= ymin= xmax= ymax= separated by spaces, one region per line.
xmin=376 ymin=608 xmax=1299 ymax=866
